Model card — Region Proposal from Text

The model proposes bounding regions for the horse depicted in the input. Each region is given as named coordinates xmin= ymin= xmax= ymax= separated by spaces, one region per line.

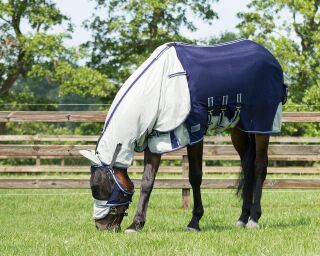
xmin=80 ymin=39 xmax=287 ymax=232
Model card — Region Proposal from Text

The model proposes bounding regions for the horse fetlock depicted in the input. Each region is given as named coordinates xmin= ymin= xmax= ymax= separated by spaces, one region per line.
xmin=192 ymin=207 xmax=204 ymax=219
xmin=239 ymin=211 xmax=250 ymax=224
xmin=250 ymin=210 xmax=262 ymax=223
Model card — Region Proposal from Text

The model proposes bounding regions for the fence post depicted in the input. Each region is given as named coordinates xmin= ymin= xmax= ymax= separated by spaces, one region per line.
xmin=182 ymin=155 xmax=190 ymax=209
xmin=35 ymin=139 xmax=41 ymax=167
xmin=36 ymin=156 xmax=41 ymax=166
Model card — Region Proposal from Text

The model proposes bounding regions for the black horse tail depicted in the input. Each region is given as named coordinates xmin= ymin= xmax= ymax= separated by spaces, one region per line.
xmin=236 ymin=134 xmax=256 ymax=197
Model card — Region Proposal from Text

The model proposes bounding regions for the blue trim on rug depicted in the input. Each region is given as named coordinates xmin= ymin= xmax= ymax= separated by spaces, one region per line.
xmin=169 ymin=130 xmax=180 ymax=149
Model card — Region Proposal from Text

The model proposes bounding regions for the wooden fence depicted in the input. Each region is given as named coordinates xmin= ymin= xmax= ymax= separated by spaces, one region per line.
xmin=0 ymin=111 xmax=320 ymax=122
xmin=0 ymin=111 xmax=320 ymax=208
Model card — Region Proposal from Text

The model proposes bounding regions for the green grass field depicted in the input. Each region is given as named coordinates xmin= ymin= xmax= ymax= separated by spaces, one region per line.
xmin=1 ymin=188 xmax=320 ymax=256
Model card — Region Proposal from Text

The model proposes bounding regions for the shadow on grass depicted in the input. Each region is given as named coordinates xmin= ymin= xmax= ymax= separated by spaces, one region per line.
xmin=198 ymin=223 xmax=234 ymax=232
xmin=262 ymin=216 xmax=312 ymax=229
xmin=180 ymin=216 xmax=313 ymax=232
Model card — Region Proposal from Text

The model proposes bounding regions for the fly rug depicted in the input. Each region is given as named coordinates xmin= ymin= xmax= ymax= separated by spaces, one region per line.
xmin=80 ymin=39 xmax=287 ymax=232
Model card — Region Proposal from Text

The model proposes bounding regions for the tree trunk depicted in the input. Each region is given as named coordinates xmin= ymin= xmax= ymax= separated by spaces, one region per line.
xmin=0 ymin=74 xmax=18 ymax=95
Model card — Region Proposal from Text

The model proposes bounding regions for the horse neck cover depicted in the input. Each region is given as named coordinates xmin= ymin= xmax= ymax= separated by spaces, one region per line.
xmin=94 ymin=39 xmax=285 ymax=168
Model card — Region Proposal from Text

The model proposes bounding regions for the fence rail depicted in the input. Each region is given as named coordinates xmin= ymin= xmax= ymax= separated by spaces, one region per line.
xmin=0 ymin=165 xmax=319 ymax=174
xmin=0 ymin=144 xmax=319 ymax=159
xmin=0 ymin=111 xmax=320 ymax=122
xmin=1 ymin=111 xmax=320 ymax=208
xmin=1 ymin=178 xmax=320 ymax=189
xmin=1 ymin=135 xmax=320 ymax=143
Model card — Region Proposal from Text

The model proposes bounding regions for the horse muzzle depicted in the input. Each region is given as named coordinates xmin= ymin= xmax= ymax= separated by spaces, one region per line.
xmin=95 ymin=205 xmax=129 ymax=232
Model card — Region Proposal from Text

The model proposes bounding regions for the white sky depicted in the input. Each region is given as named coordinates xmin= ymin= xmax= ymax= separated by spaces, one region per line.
xmin=52 ymin=0 xmax=251 ymax=47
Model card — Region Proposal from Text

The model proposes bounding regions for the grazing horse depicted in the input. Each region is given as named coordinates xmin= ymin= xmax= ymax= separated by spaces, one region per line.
xmin=80 ymin=39 xmax=287 ymax=232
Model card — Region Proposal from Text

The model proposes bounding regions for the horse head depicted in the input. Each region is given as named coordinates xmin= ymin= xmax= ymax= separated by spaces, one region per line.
xmin=90 ymin=165 xmax=134 ymax=232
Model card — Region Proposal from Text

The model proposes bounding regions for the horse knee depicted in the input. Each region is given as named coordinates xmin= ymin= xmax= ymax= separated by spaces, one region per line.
xmin=140 ymin=181 xmax=154 ymax=194
xmin=140 ymin=169 xmax=156 ymax=194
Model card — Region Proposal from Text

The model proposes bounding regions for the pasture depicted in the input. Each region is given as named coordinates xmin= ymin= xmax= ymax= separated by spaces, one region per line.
xmin=1 ymin=188 xmax=320 ymax=256
xmin=1 ymin=111 xmax=319 ymax=255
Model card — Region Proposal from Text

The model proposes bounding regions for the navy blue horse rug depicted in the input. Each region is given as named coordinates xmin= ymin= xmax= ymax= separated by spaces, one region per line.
xmin=81 ymin=39 xmax=287 ymax=168
xmin=173 ymin=40 xmax=287 ymax=144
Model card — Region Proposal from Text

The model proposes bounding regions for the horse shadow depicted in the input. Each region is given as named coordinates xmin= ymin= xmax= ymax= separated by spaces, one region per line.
xmin=261 ymin=217 xmax=312 ymax=229
xmin=199 ymin=223 xmax=234 ymax=232
xmin=184 ymin=216 xmax=312 ymax=232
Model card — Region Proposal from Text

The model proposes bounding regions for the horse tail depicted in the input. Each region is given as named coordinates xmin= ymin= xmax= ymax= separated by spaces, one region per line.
xmin=236 ymin=134 xmax=256 ymax=197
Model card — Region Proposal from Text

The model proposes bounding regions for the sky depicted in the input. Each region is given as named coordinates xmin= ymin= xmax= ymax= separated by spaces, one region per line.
xmin=52 ymin=0 xmax=251 ymax=47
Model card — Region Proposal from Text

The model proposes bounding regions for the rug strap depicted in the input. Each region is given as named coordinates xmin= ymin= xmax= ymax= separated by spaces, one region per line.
xmin=207 ymin=97 xmax=214 ymax=125
xmin=217 ymin=95 xmax=228 ymax=127
xmin=110 ymin=143 xmax=122 ymax=168
xmin=229 ymin=93 xmax=242 ymax=128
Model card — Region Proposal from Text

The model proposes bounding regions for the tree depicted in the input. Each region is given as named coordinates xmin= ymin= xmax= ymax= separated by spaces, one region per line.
xmin=84 ymin=0 xmax=219 ymax=84
xmin=237 ymin=0 xmax=320 ymax=105
xmin=0 ymin=0 xmax=115 ymax=136
xmin=207 ymin=31 xmax=240 ymax=45
xmin=0 ymin=0 xmax=114 ymax=99
xmin=0 ymin=0 xmax=66 ymax=94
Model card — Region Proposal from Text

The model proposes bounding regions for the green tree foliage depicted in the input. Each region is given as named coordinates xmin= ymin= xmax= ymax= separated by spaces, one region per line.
xmin=207 ymin=31 xmax=240 ymax=45
xmin=84 ymin=0 xmax=219 ymax=84
xmin=0 ymin=0 xmax=114 ymax=99
xmin=0 ymin=0 xmax=115 ymax=136
xmin=237 ymin=0 xmax=319 ymax=106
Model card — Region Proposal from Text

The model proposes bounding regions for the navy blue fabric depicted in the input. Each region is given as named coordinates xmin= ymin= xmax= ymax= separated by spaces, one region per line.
xmin=169 ymin=130 xmax=180 ymax=149
xmin=173 ymin=40 xmax=285 ymax=143
xmin=107 ymin=182 xmax=132 ymax=206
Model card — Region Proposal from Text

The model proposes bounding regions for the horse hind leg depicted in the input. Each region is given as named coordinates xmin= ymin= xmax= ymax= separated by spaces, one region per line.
xmin=186 ymin=141 xmax=204 ymax=231
xmin=231 ymin=128 xmax=255 ymax=227
xmin=246 ymin=134 xmax=269 ymax=229
xmin=125 ymin=147 xmax=161 ymax=233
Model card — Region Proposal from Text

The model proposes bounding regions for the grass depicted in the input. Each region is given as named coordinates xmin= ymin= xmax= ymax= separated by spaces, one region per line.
xmin=1 ymin=189 xmax=320 ymax=256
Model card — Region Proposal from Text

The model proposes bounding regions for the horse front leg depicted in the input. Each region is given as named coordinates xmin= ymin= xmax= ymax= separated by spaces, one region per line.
xmin=125 ymin=147 xmax=161 ymax=233
xmin=246 ymin=134 xmax=269 ymax=229
xmin=186 ymin=141 xmax=204 ymax=231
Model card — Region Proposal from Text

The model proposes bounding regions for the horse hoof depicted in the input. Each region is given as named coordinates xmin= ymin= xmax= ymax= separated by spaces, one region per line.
xmin=246 ymin=219 xmax=260 ymax=229
xmin=125 ymin=221 xmax=145 ymax=233
xmin=124 ymin=228 xmax=138 ymax=234
xmin=235 ymin=220 xmax=246 ymax=228
xmin=187 ymin=216 xmax=201 ymax=232
xmin=186 ymin=226 xmax=200 ymax=232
